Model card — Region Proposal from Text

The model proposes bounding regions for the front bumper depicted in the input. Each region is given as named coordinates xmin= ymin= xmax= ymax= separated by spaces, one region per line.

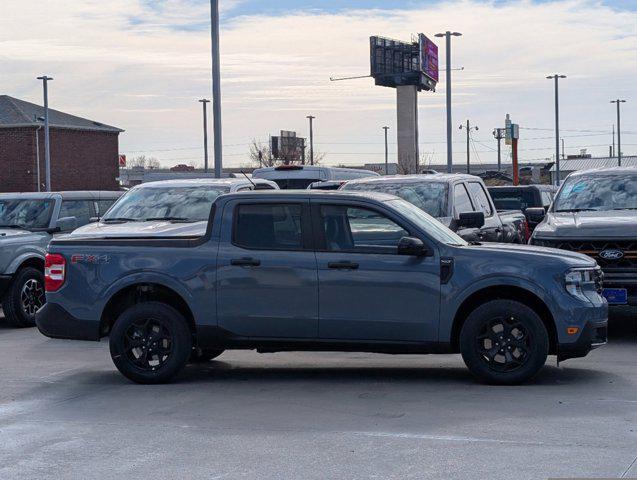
xmin=35 ymin=302 xmax=100 ymax=341
xmin=558 ymin=320 xmax=608 ymax=362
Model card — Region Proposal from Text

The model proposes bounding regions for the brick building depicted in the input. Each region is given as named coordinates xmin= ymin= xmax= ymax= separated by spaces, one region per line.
xmin=0 ymin=95 xmax=123 ymax=192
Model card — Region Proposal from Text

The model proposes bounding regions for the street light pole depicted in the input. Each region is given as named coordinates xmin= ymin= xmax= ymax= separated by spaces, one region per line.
xmin=611 ymin=99 xmax=626 ymax=166
xmin=459 ymin=119 xmax=478 ymax=174
xmin=383 ymin=126 xmax=390 ymax=175
xmin=547 ymin=74 xmax=566 ymax=185
xmin=199 ymin=99 xmax=210 ymax=173
xmin=210 ymin=0 xmax=223 ymax=178
xmin=493 ymin=128 xmax=504 ymax=171
xmin=306 ymin=115 xmax=315 ymax=165
xmin=36 ymin=75 xmax=53 ymax=192
xmin=435 ymin=31 xmax=462 ymax=174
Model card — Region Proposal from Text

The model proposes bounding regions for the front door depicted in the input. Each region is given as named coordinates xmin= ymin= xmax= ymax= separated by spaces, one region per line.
xmin=216 ymin=200 xmax=318 ymax=338
xmin=313 ymin=200 xmax=440 ymax=343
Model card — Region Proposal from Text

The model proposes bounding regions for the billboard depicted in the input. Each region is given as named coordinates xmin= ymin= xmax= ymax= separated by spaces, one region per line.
xmin=370 ymin=34 xmax=438 ymax=91
xmin=419 ymin=34 xmax=439 ymax=83
xmin=270 ymin=130 xmax=306 ymax=164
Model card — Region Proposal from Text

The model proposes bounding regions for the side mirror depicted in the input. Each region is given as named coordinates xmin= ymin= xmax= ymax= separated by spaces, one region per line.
xmin=55 ymin=216 xmax=78 ymax=233
xmin=457 ymin=211 xmax=485 ymax=229
xmin=89 ymin=216 xmax=100 ymax=223
xmin=525 ymin=207 xmax=546 ymax=224
xmin=397 ymin=236 xmax=429 ymax=256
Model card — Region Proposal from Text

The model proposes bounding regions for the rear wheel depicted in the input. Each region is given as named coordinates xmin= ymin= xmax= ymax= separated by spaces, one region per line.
xmin=2 ymin=267 xmax=45 ymax=327
xmin=109 ymin=302 xmax=192 ymax=384
xmin=460 ymin=300 xmax=549 ymax=385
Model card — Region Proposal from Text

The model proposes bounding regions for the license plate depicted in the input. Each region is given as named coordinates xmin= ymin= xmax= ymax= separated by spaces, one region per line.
xmin=603 ymin=288 xmax=628 ymax=305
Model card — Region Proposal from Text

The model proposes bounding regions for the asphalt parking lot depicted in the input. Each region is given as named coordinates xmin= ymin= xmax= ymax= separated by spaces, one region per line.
xmin=0 ymin=312 xmax=635 ymax=480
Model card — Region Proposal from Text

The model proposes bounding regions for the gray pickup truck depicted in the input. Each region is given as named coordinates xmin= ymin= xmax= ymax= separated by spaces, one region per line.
xmin=341 ymin=174 xmax=529 ymax=243
xmin=530 ymin=167 xmax=637 ymax=312
xmin=0 ymin=191 xmax=121 ymax=327
xmin=37 ymin=191 xmax=607 ymax=385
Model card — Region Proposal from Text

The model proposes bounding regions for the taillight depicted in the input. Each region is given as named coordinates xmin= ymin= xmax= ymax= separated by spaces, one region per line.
xmin=45 ymin=254 xmax=66 ymax=292
xmin=523 ymin=219 xmax=531 ymax=242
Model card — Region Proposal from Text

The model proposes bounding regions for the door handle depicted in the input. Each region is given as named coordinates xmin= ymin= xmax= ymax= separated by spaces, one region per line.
xmin=231 ymin=257 xmax=261 ymax=267
xmin=328 ymin=261 xmax=359 ymax=270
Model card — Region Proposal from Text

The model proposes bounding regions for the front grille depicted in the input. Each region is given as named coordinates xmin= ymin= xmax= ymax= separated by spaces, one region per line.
xmin=535 ymin=239 xmax=637 ymax=297
xmin=593 ymin=268 xmax=604 ymax=294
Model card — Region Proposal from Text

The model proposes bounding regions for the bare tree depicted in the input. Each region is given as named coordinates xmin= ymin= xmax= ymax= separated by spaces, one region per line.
xmin=397 ymin=154 xmax=419 ymax=175
xmin=249 ymin=138 xmax=326 ymax=167
xmin=128 ymin=155 xmax=161 ymax=170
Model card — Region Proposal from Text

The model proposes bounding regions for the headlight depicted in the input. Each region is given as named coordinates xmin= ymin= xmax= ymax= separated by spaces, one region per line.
xmin=565 ymin=268 xmax=596 ymax=302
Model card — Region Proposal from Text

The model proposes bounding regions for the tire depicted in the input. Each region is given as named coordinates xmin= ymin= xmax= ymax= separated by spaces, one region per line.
xmin=2 ymin=267 xmax=45 ymax=328
xmin=189 ymin=348 xmax=224 ymax=363
xmin=109 ymin=302 xmax=192 ymax=384
xmin=459 ymin=299 xmax=549 ymax=385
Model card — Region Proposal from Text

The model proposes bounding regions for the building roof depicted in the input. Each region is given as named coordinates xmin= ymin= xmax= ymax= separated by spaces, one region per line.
xmin=550 ymin=156 xmax=637 ymax=171
xmin=0 ymin=95 xmax=123 ymax=133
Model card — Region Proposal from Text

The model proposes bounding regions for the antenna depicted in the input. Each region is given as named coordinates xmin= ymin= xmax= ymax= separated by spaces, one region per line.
xmin=240 ymin=170 xmax=256 ymax=188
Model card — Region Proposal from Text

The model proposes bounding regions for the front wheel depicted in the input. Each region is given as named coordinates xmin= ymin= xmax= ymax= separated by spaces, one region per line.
xmin=2 ymin=267 xmax=45 ymax=327
xmin=109 ymin=302 xmax=192 ymax=384
xmin=460 ymin=300 xmax=549 ymax=385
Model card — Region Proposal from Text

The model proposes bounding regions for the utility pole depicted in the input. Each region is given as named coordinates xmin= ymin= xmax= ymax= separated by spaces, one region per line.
xmin=435 ymin=31 xmax=462 ymax=174
xmin=210 ymin=0 xmax=223 ymax=178
xmin=199 ymin=99 xmax=210 ymax=173
xmin=561 ymin=138 xmax=565 ymax=160
xmin=306 ymin=115 xmax=315 ymax=165
xmin=492 ymin=128 xmax=505 ymax=171
xmin=612 ymin=124 xmax=615 ymax=157
xmin=459 ymin=119 xmax=478 ymax=174
xmin=383 ymin=126 xmax=390 ymax=175
xmin=611 ymin=99 xmax=626 ymax=166
xmin=37 ymin=76 xmax=53 ymax=192
xmin=547 ymin=74 xmax=566 ymax=185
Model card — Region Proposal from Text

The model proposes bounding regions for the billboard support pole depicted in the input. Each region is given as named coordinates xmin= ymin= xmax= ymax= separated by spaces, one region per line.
xmin=210 ymin=0 xmax=223 ymax=178
xmin=383 ymin=126 xmax=390 ymax=175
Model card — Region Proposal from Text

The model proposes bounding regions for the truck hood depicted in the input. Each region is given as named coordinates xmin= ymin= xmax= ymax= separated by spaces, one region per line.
xmin=0 ymin=228 xmax=48 ymax=244
xmin=534 ymin=210 xmax=637 ymax=239
xmin=465 ymin=242 xmax=596 ymax=268
xmin=69 ymin=220 xmax=207 ymax=238
xmin=0 ymin=228 xmax=36 ymax=239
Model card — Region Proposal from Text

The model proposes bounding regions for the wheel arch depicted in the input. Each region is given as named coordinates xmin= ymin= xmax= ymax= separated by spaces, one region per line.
xmin=7 ymin=253 xmax=45 ymax=275
xmin=449 ymin=285 xmax=557 ymax=355
xmin=99 ymin=283 xmax=197 ymax=339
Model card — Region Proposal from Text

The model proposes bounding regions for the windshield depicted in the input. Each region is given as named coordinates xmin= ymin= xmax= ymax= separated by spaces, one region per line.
xmin=343 ymin=181 xmax=449 ymax=218
xmin=103 ymin=186 xmax=230 ymax=222
xmin=553 ymin=173 xmax=637 ymax=212
xmin=387 ymin=198 xmax=467 ymax=246
xmin=0 ymin=199 xmax=54 ymax=229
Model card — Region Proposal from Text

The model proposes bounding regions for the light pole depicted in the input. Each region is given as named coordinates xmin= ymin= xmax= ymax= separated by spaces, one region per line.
xmin=209 ymin=0 xmax=223 ymax=178
xmin=547 ymin=74 xmax=566 ymax=184
xmin=306 ymin=115 xmax=315 ymax=165
xmin=493 ymin=128 xmax=505 ymax=171
xmin=611 ymin=99 xmax=626 ymax=166
xmin=435 ymin=31 xmax=462 ymax=174
xmin=459 ymin=120 xmax=478 ymax=174
xmin=199 ymin=99 xmax=210 ymax=173
xmin=383 ymin=126 xmax=390 ymax=175
xmin=37 ymin=75 xmax=53 ymax=191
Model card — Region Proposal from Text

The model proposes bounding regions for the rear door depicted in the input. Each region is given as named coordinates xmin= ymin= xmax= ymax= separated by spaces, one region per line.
xmin=313 ymin=199 xmax=440 ymax=342
xmin=216 ymin=199 xmax=318 ymax=338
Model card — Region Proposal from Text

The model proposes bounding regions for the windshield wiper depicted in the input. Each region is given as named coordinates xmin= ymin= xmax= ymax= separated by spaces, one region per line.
xmin=144 ymin=217 xmax=194 ymax=223
xmin=0 ymin=224 xmax=26 ymax=229
xmin=102 ymin=217 xmax=140 ymax=223
xmin=555 ymin=208 xmax=598 ymax=213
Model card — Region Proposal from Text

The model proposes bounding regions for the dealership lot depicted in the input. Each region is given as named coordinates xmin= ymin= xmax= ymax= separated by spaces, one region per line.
xmin=0 ymin=312 xmax=634 ymax=480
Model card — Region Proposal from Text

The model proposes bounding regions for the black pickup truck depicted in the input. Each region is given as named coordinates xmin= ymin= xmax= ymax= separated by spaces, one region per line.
xmin=488 ymin=185 xmax=557 ymax=232
xmin=342 ymin=174 xmax=529 ymax=243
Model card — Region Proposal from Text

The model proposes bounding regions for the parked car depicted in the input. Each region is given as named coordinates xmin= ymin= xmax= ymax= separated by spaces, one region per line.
xmin=37 ymin=190 xmax=607 ymax=385
xmin=341 ymin=174 xmax=529 ymax=243
xmin=0 ymin=191 xmax=122 ymax=327
xmin=252 ymin=165 xmax=379 ymax=189
xmin=488 ymin=185 xmax=557 ymax=231
xmin=530 ymin=167 xmax=637 ymax=311
xmin=69 ymin=178 xmax=279 ymax=238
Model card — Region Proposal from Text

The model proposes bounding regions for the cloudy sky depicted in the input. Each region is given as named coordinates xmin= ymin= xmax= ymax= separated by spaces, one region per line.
xmin=1 ymin=0 xmax=636 ymax=168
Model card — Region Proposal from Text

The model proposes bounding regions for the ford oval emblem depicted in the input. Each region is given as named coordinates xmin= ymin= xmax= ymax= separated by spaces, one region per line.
xmin=599 ymin=249 xmax=624 ymax=260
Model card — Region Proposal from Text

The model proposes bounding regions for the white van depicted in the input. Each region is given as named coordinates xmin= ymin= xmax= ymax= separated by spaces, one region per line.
xmin=252 ymin=165 xmax=379 ymax=190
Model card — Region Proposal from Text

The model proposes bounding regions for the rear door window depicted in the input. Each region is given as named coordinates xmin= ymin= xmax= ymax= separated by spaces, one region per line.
xmin=234 ymin=203 xmax=304 ymax=250
xmin=96 ymin=199 xmax=116 ymax=217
